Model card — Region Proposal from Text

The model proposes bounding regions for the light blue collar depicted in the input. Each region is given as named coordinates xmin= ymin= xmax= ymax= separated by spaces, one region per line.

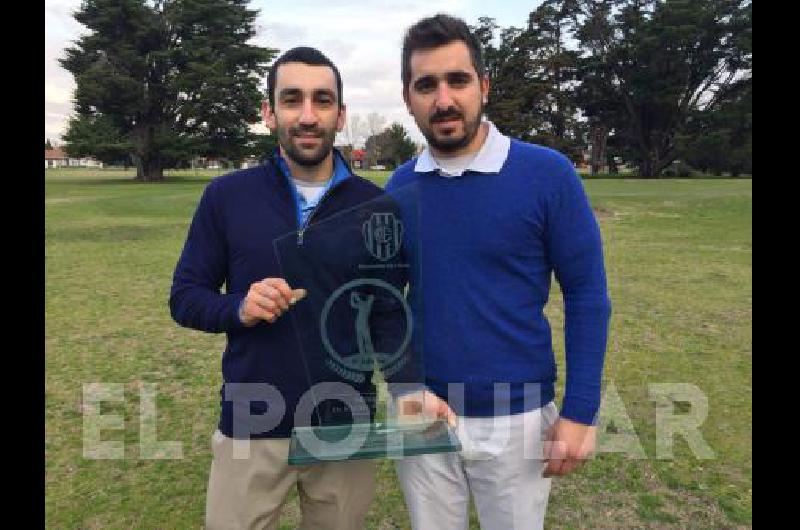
xmin=277 ymin=150 xmax=351 ymax=227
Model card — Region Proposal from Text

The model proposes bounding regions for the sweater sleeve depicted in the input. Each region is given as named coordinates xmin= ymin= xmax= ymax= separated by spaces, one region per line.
xmin=545 ymin=159 xmax=612 ymax=425
xmin=169 ymin=181 xmax=246 ymax=334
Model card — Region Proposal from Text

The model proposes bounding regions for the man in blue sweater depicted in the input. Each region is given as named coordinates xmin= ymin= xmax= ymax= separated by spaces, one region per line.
xmin=386 ymin=15 xmax=612 ymax=529
xmin=170 ymin=46 xmax=451 ymax=529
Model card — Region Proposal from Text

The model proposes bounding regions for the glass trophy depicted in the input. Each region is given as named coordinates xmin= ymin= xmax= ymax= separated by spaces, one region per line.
xmin=273 ymin=182 xmax=460 ymax=465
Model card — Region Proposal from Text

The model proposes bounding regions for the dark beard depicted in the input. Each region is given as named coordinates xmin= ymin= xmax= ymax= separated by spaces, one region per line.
xmin=277 ymin=125 xmax=337 ymax=167
xmin=422 ymin=103 xmax=484 ymax=153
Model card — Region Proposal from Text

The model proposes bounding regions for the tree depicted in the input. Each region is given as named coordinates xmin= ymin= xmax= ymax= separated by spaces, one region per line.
xmin=681 ymin=77 xmax=751 ymax=175
xmin=250 ymin=133 xmax=279 ymax=162
xmin=63 ymin=113 xmax=133 ymax=164
xmin=473 ymin=18 xmax=539 ymax=140
xmin=364 ymin=128 xmax=385 ymax=169
xmin=340 ymin=113 xmax=366 ymax=149
xmin=351 ymin=114 xmax=366 ymax=148
xmin=474 ymin=7 xmax=585 ymax=159
xmin=366 ymin=112 xmax=387 ymax=138
xmin=524 ymin=0 xmax=583 ymax=155
xmin=573 ymin=0 xmax=752 ymax=177
xmin=60 ymin=0 xmax=276 ymax=181
xmin=363 ymin=122 xmax=416 ymax=169
xmin=45 ymin=139 xmax=54 ymax=150
xmin=573 ymin=0 xmax=621 ymax=174
xmin=363 ymin=113 xmax=387 ymax=167
xmin=383 ymin=123 xmax=417 ymax=168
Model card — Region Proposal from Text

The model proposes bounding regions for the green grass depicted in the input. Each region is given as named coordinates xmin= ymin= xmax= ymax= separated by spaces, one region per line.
xmin=45 ymin=168 xmax=751 ymax=528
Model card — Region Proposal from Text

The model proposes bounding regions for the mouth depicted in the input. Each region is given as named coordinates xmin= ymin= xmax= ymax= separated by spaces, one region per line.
xmin=434 ymin=118 xmax=461 ymax=125
xmin=294 ymin=134 xmax=322 ymax=147
xmin=431 ymin=118 xmax=462 ymax=134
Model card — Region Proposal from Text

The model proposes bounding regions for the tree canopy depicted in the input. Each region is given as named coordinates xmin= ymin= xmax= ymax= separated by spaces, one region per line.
xmin=58 ymin=0 xmax=751 ymax=179
xmin=60 ymin=0 xmax=277 ymax=180
xmin=475 ymin=0 xmax=751 ymax=177
xmin=364 ymin=122 xmax=417 ymax=169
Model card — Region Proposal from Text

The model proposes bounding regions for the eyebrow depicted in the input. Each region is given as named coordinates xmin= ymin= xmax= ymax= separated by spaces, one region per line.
xmin=413 ymin=70 xmax=474 ymax=86
xmin=447 ymin=71 xmax=473 ymax=80
xmin=278 ymin=88 xmax=337 ymax=100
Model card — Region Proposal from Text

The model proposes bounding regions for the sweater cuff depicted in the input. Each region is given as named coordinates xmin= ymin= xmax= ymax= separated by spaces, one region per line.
xmin=559 ymin=395 xmax=600 ymax=426
xmin=226 ymin=293 xmax=248 ymax=332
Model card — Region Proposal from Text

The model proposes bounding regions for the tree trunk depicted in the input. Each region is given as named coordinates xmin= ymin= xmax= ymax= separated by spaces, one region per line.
xmin=590 ymin=124 xmax=608 ymax=176
xmin=608 ymin=156 xmax=618 ymax=174
xmin=639 ymin=152 xmax=671 ymax=179
xmin=639 ymin=157 xmax=655 ymax=178
xmin=636 ymin=132 xmax=680 ymax=178
xmin=136 ymin=156 xmax=164 ymax=181
xmin=133 ymin=125 xmax=164 ymax=181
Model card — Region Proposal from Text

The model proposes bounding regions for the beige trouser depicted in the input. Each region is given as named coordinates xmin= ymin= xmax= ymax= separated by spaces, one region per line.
xmin=205 ymin=430 xmax=376 ymax=530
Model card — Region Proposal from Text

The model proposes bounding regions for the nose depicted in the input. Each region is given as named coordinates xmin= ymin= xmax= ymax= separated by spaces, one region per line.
xmin=298 ymin=98 xmax=317 ymax=126
xmin=434 ymin=82 xmax=455 ymax=110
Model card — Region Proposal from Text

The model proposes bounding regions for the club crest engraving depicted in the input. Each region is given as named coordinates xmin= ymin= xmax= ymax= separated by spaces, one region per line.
xmin=363 ymin=212 xmax=403 ymax=262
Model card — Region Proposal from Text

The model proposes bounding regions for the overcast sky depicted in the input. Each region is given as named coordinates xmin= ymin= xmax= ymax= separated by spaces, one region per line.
xmin=45 ymin=0 xmax=543 ymax=146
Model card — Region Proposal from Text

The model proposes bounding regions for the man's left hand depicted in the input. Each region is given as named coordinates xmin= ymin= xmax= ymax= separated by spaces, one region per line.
xmin=542 ymin=417 xmax=596 ymax=478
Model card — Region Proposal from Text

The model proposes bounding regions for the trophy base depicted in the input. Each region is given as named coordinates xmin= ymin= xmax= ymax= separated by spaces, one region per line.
xmin=288 ymin=419 xmax=461 ymax=465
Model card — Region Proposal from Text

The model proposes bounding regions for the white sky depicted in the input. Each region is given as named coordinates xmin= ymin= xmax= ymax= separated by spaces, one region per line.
xmin=45 ymin=0 xmax=543 ymax=146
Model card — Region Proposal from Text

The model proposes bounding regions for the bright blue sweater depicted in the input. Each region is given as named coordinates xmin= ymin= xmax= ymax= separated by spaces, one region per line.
xmin=386 ymin=139 xmax=611 ymax=425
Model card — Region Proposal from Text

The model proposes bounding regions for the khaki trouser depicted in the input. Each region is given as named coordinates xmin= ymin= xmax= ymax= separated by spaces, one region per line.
xmin=205 ymin=430 xmax=376 ymax=530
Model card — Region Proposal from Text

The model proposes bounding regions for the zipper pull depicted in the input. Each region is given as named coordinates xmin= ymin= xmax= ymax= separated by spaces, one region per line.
xmin=297 ymin=229 xmax=305 ymax=245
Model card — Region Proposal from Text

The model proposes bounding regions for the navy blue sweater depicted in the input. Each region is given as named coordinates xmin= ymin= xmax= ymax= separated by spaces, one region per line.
xmin=386 ymin=140 xmax=612 ymax=425
xmin=169 ymin=154 xmax=412 ymax=438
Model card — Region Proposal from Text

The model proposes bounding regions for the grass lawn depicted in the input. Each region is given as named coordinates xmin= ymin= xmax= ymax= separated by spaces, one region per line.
xmin=45 ymin=167 xmax=751 ymax=528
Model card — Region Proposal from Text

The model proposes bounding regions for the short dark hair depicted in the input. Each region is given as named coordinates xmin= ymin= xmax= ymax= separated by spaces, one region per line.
xmin=267 ymin=46 xmax=343 ymax=109
xmin=401 ymin=14 xmax=485 ymax=94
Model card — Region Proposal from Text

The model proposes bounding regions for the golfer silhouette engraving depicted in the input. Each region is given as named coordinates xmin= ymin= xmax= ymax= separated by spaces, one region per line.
xmin=350 ymin=291 xmax=375 ymax=360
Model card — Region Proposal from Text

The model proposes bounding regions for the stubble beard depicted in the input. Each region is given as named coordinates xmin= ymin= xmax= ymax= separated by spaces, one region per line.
xmin=421 ymin=101 xmax=484 ymax=154
xmin=277 ymin=124 xmax=337 ymax=167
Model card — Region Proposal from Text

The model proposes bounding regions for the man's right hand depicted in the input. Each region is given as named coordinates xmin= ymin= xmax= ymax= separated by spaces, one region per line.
xmin=395 ymin=390 xmax=457 ymax=428
xmin=239 ymin=278 xmax=307 ymax=327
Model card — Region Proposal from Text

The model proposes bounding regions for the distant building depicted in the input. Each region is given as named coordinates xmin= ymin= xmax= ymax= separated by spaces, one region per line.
xmin=351 ymin=149 xmax=366 ymax=169
xmin=192 ymin=156 xmax=223 ymax=169
xmin=239 ymin=156 xmax=260 ymax=169
xmin=70 ymin=156 xmax=103 ymax=168
xmin=45 ymin=148 xmax=104 ymax=169
xmin=45 ymin=148 xmax=68 ymax=168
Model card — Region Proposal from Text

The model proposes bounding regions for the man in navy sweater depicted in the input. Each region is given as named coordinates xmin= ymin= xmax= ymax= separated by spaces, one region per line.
xmin=170 ymin=46 xmax=451 ymax=530
xmin=386 ymin=15 xmax=612 ymax=529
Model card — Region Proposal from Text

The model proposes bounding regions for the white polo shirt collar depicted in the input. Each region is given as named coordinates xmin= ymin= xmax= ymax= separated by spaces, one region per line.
xmin=414 ymin=120 xmax=511 ymax=176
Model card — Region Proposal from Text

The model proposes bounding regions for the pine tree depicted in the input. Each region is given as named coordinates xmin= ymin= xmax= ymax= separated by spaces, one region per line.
xmin=60 ymin=0 xmax=276 ymax=180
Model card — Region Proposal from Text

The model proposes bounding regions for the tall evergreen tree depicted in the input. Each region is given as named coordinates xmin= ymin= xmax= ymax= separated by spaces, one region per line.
xmin=573 ymin=0 xmax=621 ymax=174
xmin=573 ymin=0 xmax=751 ymax=177
xmin=475 ymin=5 xmax=585 ymax=161
xmin=524 ymin=0 xmax=583 ymax=155
xmin=60 ymin=0 xmax=276 ymax=180
xmin=473 ymin=19 xmax=536 ymax=140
